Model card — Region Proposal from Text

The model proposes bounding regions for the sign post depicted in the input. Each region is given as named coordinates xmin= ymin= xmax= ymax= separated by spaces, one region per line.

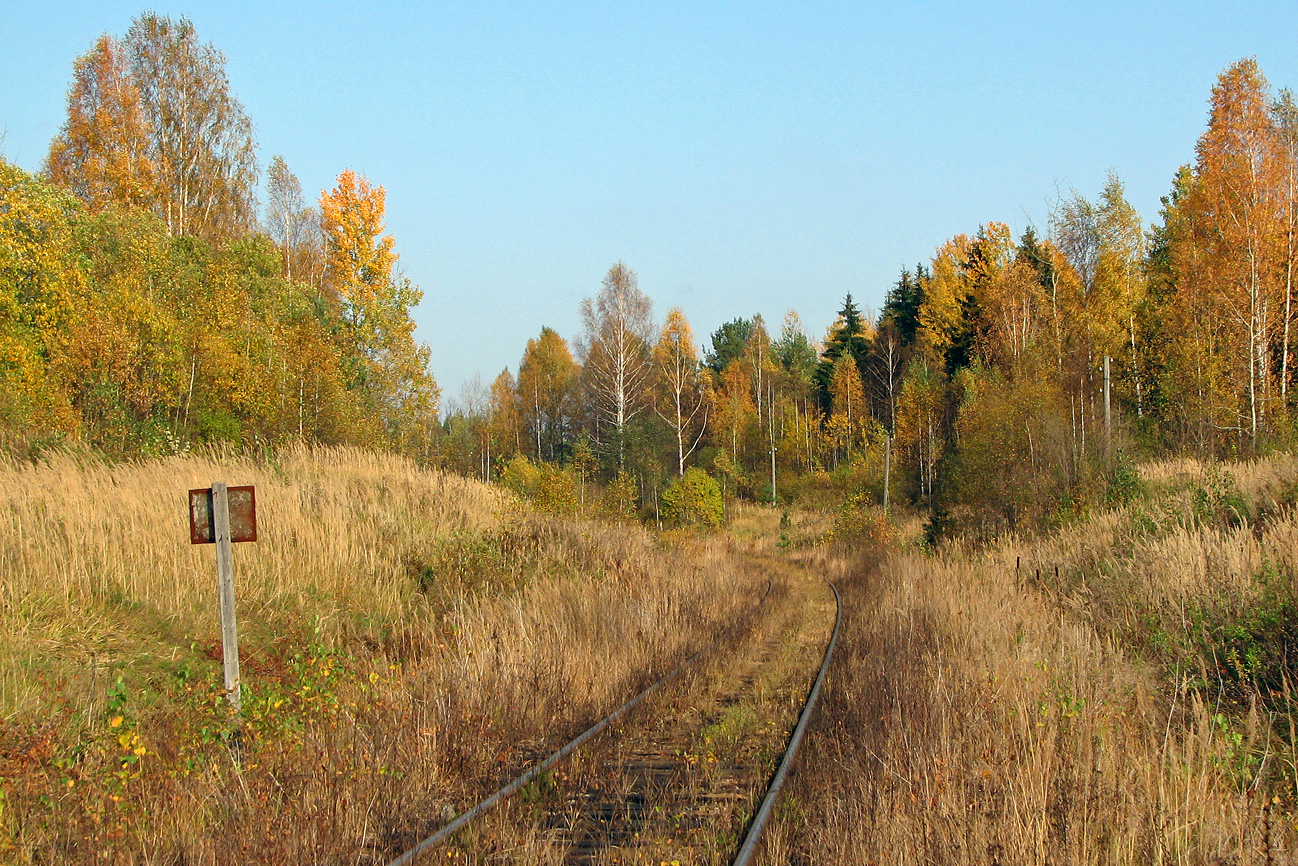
xmin=189 ymin=483 xmax=257 ymax=713
xmin=212 ymin=483 xmax=241 ymax=712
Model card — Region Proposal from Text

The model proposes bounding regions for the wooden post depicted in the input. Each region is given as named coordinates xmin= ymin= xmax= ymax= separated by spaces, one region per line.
xmin=212 ymin=482 xmax=242 ymax=713
xmin=1103 ymin=355 xmax=1112 ymax=456
xmin=770 ymin=444 xmax=777 ymax=507
xmin=883 ymin=434 xmax=891 ymax=515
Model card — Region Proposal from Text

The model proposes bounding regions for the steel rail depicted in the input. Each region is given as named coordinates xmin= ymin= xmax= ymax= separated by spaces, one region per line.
xmin=385 ymin=579 xmax=774 ymax=866
xmin=730 ymin=581 xmax=842 ymax=866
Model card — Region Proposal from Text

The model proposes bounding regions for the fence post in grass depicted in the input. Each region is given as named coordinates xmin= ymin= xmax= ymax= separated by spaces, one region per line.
xmin=189 ymin=482 xmax=257 ymax=714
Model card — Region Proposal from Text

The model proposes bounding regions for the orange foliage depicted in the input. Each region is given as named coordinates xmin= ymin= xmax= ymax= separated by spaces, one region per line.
xmin=319 ymin=169 xmax=396 ymax=312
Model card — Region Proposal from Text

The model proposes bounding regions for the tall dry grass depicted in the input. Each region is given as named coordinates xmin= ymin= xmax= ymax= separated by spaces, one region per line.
xmin=0 ymin=446 xmax=763 ymax=864
xmin=771 ymin=456 xmax=1298 ymax=865
xmin=0 ymin=445 xmax=504 ymax=717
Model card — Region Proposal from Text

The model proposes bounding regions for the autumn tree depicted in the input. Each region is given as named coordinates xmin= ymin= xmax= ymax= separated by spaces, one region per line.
xmin=1181 ymin=58 xmax=1285 ymax=443
xmin=578 ymin=261 xmax=654 ymax=468
xmin=916 ymin=234 xmax=974 ymax=368
xmin=0 ymin=160 xmax=81 ymax=447
xmin=827 ymin=353 xmax=866 ymax=464
xmin=517 ymin=326 xmax=579 ymax=461
xmin=14 ymin=22 xmax=458 ymax=461
xmin=125 ymin=13 xmax=258 ymax=239
xmin=320 ymin=168 xmax=439 ymax=454
xmin=774 ymin=311 xmax=821 ymax=472
xmin=1016 ymin=227 xmax=1075 ymax=376
xmin=1274 ymin=89 xmax=1298 ymax=404
xmin=745 ymin=315 xmax=774 ymax=429
xmin=438 ymin=377 xmax=486 ymax=479
xmin=653 ymin=307 xmax=709 ymax=475
xmin=265 ymin=155 xmax=319 ymax=282
xmin=1095 ymin=172 xmax=1148 ymax=415
xmin=45 ymin=34 xmax=155 ymax=211
xmin=893 ymin=358 xmax=946 ymax=504
xmin=489 ymin=367 xmax=522 ymax=464
xmin=320 ymin=170 xmax=395 ymax=326
xmin=936 ymin=365 xmax=1072 ymax=537
xmin=712 ymin=360 xmax=757 ymax=470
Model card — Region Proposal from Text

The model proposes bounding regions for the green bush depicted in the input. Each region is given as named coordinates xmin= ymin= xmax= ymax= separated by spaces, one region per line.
xmin=534 ymin=463 xmax=578 ymax=515
xmin=500 ymin=456 xmax=578 ymax=514
xmin=1106 ymin=451 xmax=1143 ymax=506
xmin=662 ymin=468 xmax=724 ymax=528
xmin=501 ymin=455 xmax=541 ymax=498
xmin=602 ymin=470 xmax=639 ymax=521
xmin=1189 ymin=465 xmax=1249 ymax=528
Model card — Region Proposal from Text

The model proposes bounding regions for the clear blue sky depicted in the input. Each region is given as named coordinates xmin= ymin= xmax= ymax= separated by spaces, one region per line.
xmin=5 ymin=2 xmax=1298 ymax=408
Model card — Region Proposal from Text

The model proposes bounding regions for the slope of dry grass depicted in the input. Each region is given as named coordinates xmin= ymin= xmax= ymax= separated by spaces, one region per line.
xmin=0 ymin=446 xmax=763 ymax=863
xmin=771 ymin=457 xmax=1298 ymax=865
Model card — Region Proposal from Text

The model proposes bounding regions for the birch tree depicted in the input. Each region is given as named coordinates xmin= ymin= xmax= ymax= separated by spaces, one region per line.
xmin=1095 ymin=172 xmax=1148 ymax=416
xmin=45 ymin=34 xmax=155 ymax=211
xmin=1274 ymin=88 xmax=1298 ymax=405
xmin=125 ymin=13 xmax=258 ymax=240
xmin=653 ymin=307 xmax=709 ymax=475
xmin=578 ymin=262 xmax=654 ymax=467
xmin=265 ymin=155 xmax=316 ymax=282
xmin=517 ymin=326 xmax=578 ymax=461
xmin=1183 ymin=58 xmax=1284 ymax=442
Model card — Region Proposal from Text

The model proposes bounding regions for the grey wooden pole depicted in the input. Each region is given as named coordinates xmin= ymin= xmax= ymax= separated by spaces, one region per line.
xmin=883 ymin=433 xmax=891 ymax=514
xmin=1104 ymin=355 xmax=1112 ymax=455
xmin=212 ymin=482 xmax=242 ymax=713
xmin=770 ymin=444 xmax=777 ymax=507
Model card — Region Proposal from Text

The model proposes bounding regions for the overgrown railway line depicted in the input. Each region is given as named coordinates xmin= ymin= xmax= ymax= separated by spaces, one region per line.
xmin=382 ymin=567 xmax=840 ymax=865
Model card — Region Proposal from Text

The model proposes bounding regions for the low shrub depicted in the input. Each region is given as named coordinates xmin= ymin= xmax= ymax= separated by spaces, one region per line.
xmin=662 ymin=468 xmax=724 ymax=528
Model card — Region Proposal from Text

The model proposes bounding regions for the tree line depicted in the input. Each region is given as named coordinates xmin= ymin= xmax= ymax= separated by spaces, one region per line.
xmin=5 ymin=27 xmax=1296 ymax=534
xmin=442 ymin=58 xmax=1298 ymax=534
xmin=0 ymin=13 xmax=438 ymax=458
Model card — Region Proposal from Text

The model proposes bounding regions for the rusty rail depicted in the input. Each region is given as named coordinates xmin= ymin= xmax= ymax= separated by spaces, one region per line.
xmin=730 ymin=581 xmax=842 ymax=866
xmin=385 ymin=579 xmax=774 ymax=866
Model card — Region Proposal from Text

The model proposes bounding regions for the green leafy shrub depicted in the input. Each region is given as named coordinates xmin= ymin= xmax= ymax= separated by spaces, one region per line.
xmin=602 ymin=470 xmax=639 ymax=521
xmin=500 ymin=456 xmax=578 ymax=514
xmin=1178 ymin=561 xmax=1298 ymax=703
xmin=501 ymin=455 xmax=541 ymax=498
xmin=1189 ymin=466 xmax=1249 ymax=528
xmin=662 ymin=468 xmax=724 ymax=528
xmin=1106 ymin=451 xmax=1143 ymax=506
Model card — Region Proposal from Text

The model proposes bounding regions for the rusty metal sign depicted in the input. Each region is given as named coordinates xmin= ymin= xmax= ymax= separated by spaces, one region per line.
xmin=189 ymin=486 xmax=257 ymax=544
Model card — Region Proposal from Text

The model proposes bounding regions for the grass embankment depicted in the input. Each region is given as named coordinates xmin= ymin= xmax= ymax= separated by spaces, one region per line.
xmin=771 ymin=456 xmax=1298 ymax=864
xmin=0 ymin=447 xmax=762 ymax=863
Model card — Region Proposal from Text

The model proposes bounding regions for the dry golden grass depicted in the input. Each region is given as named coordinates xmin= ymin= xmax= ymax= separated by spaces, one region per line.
xmin=771 ymin=456 xmax=1298 ymax=865
xmin=0 ymin=445 xmax=505 ymax=718
xmin=15 ymin=447 xmax=1298 ymax=864
xmin=0 ymin=446 xmax=763 ymax=864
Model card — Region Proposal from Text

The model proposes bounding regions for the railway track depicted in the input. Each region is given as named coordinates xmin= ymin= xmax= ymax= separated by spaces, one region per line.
xmin=384 ymin=566 xmax=840 ymax=865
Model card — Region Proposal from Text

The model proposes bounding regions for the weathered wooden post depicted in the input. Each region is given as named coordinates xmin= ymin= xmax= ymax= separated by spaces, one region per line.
xmin=769 ymin=443 xmax=777 ymax=507
xmin=883 ymin=433 xmax=891 ymax=514
xmin=189 ymin=483 xmax=257 ymax=712
xmin=1104 ymin=355 xmax=1112 ymax=456
xmin=212 ymin=483 xmax=241 ymax=712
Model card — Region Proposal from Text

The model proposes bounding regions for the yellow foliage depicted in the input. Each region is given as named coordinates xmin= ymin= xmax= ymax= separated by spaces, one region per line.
xmin=319 ymin=169 xmax=396 ymax=310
